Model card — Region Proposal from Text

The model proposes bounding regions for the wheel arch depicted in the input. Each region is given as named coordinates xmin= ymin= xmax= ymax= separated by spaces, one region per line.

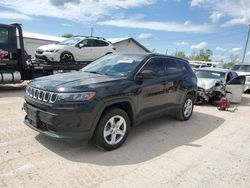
xmin=60 ymin=50 xmax=75 ymax=61
xmin=90 ymin=99 xmax=136 ymax=139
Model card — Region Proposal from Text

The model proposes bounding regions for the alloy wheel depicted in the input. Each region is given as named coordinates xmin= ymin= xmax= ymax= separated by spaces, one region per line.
xmin=103 ymin=115 xmax=127 ymax=145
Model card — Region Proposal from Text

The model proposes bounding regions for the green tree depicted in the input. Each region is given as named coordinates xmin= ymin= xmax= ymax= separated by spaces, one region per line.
xmin=189 ymin=49 xmax=213 ymax=61
xmin=176 ymin=51 xmax=188 ymax=60
xmin=61 ymin=33 xmax=73 ymax=38
xmin=223 ymin=62 xmax=235 ymax=69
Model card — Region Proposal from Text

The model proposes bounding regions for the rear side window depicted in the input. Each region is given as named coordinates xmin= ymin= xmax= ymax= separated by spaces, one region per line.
xmin=142 ymin=58 xmax=165 ymax=77
xmin=162 ymin=58 xmax=182 ymax=74
xmin=93 ymin=40 xmax=109 ymax=47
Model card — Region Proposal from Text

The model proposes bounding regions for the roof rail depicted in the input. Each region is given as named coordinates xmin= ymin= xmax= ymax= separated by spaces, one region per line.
xmin=73 ymin=35 xmax=107 ymax=41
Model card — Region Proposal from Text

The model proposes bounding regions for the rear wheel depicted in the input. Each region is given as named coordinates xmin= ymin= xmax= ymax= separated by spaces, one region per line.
xmin=60 ymin=52 xmax=75 ymax=64
xmin=93 ymin=108 xmax=130 ymax=151
xmin=176 ymin=94 xmax=194 ymax=121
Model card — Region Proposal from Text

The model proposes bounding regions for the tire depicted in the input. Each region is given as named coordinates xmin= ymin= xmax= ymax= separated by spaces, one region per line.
xmin=176 ymin=94 xmax=194 ymax=121
xmin=60 ymin=52 xmax=75 ymax=64
xmin=93 ymin=108 xmax=130 ymax=151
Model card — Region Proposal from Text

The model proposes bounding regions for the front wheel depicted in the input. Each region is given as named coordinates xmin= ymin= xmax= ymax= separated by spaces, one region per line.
xmin=60 ymin=52 xmax=75 ymax=64
xmin=176 ymin=95 xmax=194 ymax=121
xmin=93 ymin=108 xmax=130 ymax=151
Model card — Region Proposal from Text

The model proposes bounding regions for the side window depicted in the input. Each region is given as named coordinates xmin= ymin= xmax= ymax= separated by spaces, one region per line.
xmin=226 ymin=72 xmax=233 ymax=82
xmin=231 ymin=71 xmax=238 ymax=78
xmin=0 ymin=28 xmax=8 ymax=44
xmin=79 ymin=40 xmax=88 ymax=47
xmin=162 ymin=58 xmax=182 ymax=74
xmin=142 ymin=58 xmax=165 ymax=77
xmin=93 ymin=40 xmax=109 ymax=47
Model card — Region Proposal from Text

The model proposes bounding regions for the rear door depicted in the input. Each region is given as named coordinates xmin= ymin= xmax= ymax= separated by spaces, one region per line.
xmin=226 ymin=75 xmax=246 ymax=103
xmin=162 ymin=58 xmax=186 ymax=107
xmin=91 ymin=39 xmax=110 ymax=60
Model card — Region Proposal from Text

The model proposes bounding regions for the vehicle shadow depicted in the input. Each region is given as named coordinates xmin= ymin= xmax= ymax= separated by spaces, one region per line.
xmin=0 ymin=83 xmax=27 ymax=98
xmin=233 ymin=95 xmax=250 ymax=106
xmin=35 ymin=111 xmax=224 ymax=166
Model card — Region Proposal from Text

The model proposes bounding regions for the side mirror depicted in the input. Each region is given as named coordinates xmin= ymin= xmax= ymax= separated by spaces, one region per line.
xmin=78 ymin=43 xmax=84 ymax=48
xmin=136 ymin=70 xmax=155 ymax=80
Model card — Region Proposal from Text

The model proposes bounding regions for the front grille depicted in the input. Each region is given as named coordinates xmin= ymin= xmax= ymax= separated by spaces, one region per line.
xmin=26 ymin=86 xmax=58 ymax=103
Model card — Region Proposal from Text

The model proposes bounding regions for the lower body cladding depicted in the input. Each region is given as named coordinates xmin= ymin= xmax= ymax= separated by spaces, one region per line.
xmin=23 ymin=101 xmax=98 ymax=140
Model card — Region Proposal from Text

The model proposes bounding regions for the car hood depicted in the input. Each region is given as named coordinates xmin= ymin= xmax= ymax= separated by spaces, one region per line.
xmin=37 ymin=44 xmax=66 ymax=51
xmin=29 ymin=72 xmax=124 ymax=92
xmin=197 ymin=78 xmax=221 ymax=90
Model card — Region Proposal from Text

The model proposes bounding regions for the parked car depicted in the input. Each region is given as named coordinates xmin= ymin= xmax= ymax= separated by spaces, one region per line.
xmin=35 ymin=36 xmax=115 ymax=64
xmin=23 ymin=53 xmax=197 ymax=150
xmin=231 ymin=64 xmax=250 ymax=91
xmin=195 ymin=68 xmax=245 ymax=104
xmin=189 ymin=62 xmax=209 ymax=70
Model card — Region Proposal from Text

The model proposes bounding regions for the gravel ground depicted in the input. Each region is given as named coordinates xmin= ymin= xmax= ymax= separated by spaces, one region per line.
xmin=0 ymin=83 xmax=250 ymax=188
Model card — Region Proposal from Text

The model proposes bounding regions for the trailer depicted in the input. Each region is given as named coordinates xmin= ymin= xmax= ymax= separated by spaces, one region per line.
xmin=0 ymin=23 xmax=87 ymax=84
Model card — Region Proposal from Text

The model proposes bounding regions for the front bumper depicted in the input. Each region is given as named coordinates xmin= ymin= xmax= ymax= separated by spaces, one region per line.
xmin=23 ymin=100 xmax=97 ymax=140
xmin=35 ymin=52 xmax=60 ymax=63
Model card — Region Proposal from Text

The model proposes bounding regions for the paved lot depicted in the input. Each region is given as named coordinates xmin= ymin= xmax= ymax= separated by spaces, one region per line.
xmin=0 ymin=84 xmax=250 ymax=188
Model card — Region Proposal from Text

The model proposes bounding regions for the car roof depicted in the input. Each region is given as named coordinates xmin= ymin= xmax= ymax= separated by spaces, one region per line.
xmin=111 ymin=53 xmax=188 ymax=61
xmin=198 ymin=67 xmax=231 ymax=73
xmin=233 ymin=63 xmax=250 ymax=66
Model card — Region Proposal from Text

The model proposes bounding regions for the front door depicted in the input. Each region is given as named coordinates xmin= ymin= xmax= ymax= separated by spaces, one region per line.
xmin=136 ymin=57 xmax=167 ymax=117
xmin=75 ymin=39 xmax=93 ymax=62
xmin=226 ymin=75 xmax=246 ymax=103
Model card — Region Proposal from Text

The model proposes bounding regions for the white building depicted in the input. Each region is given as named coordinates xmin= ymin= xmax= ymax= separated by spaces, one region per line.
xmin=20 ymin=32 xmax=150 ymax=57
xmin=108 ymin=37 xmax=150 ymax=53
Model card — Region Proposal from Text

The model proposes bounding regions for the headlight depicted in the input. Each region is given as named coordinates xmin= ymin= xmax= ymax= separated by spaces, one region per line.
xmin=45 ymin=49 xmax=59 ymax=52
xmin=57 ymin=92 xmax=96 ymax=102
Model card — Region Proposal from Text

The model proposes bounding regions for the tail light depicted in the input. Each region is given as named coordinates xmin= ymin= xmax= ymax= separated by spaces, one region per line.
xmin=112 ymin=47 xmax=116 ymax=51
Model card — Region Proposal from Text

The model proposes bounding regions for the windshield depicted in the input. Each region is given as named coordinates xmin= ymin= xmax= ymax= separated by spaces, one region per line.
xmin=195 ymin=70 xmax=226 ymax=81
xmin=58 ymin=37 xmax=82 ymax=45
xmin=232 ymin=65 xmax=250 ymax=72
xmin=81 ymin=54 xmax=147 ymax=77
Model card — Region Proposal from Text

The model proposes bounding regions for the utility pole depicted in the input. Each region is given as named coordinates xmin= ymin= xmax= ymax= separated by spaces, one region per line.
xmin=241 ymin=24 xmax=250 ymax=64
xmin=90 ymin=27 xmax=93 ymax=37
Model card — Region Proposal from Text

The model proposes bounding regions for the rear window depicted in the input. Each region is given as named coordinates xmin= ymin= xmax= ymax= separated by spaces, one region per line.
xmin=162 ymin=58 xmax=182 ymax=74
xmin=232 ymin=65 xmax=250 ymax=72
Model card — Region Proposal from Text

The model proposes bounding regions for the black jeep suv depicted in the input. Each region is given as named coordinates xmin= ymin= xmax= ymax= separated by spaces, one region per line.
xmin=23 ymin=53 xmax=197 ymax=150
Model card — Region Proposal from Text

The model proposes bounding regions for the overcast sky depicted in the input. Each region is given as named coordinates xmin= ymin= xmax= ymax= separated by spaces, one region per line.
xmin=0 ymin=0 xmax=250 ymax=62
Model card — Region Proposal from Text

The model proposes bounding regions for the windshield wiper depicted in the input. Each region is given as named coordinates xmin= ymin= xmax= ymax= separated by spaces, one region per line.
xmin=85 ymin=71 xmax=104 ymax=75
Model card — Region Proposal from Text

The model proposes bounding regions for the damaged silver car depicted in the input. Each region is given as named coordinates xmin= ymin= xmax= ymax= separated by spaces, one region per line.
xmin=195 ymin=68 xmax=245 ymax=104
